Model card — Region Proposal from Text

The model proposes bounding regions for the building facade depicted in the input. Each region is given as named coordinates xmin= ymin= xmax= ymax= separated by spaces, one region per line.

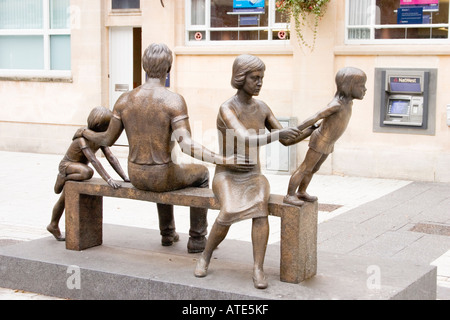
xmin=1 ymin=0 xmax=449 ymax=182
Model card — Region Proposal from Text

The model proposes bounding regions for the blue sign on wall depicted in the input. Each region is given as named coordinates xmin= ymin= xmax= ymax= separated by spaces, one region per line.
xmin=233 ymin=0 xmax=265 ymax=13
xmin=397 ymin=7 xmax=424 ymax=24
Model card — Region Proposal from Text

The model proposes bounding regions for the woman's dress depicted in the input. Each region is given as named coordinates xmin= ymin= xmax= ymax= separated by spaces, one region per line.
xmin=213 ymin=102 xmax=270 ymax=226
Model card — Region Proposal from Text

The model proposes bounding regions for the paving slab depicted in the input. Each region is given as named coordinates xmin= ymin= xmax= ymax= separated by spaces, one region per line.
xmin=0 ymin=224 xmax=436 ymax=300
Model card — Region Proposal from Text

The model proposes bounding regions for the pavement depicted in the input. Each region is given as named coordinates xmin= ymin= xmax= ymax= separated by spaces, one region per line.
xmin=0 ymin=150 xmax=449 ymax=300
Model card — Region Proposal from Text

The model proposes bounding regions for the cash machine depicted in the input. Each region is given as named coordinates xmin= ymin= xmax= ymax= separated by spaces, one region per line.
xmin=381 ymin=70 xmax=429 ymax=129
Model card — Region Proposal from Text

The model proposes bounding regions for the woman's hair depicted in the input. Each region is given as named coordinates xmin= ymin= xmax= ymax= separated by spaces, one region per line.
xmin=231 ymin=54 xmax=266 ymax=89
xmin=142 ymin=43 xmax=173 ymax=79
xmin=335 ymin=67 xmax=366 ymax=97
xmin=87 ymin=106 xmax=112 ymax=132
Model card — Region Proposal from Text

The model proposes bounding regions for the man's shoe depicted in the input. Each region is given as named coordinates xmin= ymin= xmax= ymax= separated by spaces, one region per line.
xmin=161 ymin=232 xmax=179 ymax=246
xmin=187 ymin=236 xmax=206 ymax=253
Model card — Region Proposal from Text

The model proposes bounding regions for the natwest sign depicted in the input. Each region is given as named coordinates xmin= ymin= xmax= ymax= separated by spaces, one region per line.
xmin=400 ymin=0 xmax=438 ymax=5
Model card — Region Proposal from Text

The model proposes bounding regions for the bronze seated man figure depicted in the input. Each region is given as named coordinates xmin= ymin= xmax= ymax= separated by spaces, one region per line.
xmin=79 ymin=43 xmax=252 ymax=253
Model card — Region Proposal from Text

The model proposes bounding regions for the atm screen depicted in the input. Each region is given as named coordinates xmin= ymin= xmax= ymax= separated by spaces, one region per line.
xmin=389 ymin=100 xmax=410 ymax=115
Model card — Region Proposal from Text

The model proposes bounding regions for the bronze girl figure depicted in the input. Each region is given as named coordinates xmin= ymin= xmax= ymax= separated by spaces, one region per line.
xmin=284 ymin=67 xmax=367 ymax=206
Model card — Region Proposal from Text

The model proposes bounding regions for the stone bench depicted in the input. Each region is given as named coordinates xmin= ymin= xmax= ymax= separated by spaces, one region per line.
xmin=64 ymin=178 xmax=318 ymax=284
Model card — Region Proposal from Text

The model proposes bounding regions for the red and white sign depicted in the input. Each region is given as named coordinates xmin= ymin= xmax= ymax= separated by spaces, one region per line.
xmin=278 ymin=30 xmax=286 ymax=40
xmin=195 ymin=32 xmax=203 ymax=41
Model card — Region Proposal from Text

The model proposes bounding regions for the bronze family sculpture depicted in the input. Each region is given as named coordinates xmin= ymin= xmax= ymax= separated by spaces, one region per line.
xmin=48 ymin=106 xmax=129 ymax=241
xmin=194 ymin=54 xmax=317 ymax=289
xmin=283 ymin=67 xmax=367 ymax=206
xmin=58 ymin=41 xmax=365 ymax=290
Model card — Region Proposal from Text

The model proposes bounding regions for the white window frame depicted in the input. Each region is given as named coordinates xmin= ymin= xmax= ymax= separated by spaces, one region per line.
xmin=345 ymin=0 xmax=450 ymax=45
xmin=185 ymin=0 xmax=290 ymax=45
xmin=0 ymin=0 xmax=71 ymax=79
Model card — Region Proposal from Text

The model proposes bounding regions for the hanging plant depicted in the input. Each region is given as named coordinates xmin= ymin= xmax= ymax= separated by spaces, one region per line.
xmin=276 ymin=0 xmax=330 ymax=51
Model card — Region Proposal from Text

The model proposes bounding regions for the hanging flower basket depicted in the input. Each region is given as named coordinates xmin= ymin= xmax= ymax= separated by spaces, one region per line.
xmin=276 ymin=0 xmax=330 ymax=51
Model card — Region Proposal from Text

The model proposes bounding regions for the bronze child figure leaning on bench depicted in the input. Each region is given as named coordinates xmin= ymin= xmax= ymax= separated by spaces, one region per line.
xmin=47 ymin=106 xmax=129 ymax=241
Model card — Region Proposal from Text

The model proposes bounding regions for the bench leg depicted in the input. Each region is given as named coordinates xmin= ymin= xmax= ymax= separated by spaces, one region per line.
xmin=279 ymin=201 xmax=318 ymax=283
xmin=65 ymin=190 xmax=103 ymax=251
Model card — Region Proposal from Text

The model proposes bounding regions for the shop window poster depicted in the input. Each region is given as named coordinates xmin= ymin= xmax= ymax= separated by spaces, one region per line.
xmin=233 ymin=0 xmax=265 ymax=13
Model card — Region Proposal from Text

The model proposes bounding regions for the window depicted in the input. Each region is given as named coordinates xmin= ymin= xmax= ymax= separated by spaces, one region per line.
xmin=186 ymin=0 xmax=290 ymax=44
xmin=112 ymin=0 xmax=140 ymax=10
xmin=346 ymin=0 xmax=449 ymax=44
xmin=0 ymin=0 xmax=71 ymax=77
